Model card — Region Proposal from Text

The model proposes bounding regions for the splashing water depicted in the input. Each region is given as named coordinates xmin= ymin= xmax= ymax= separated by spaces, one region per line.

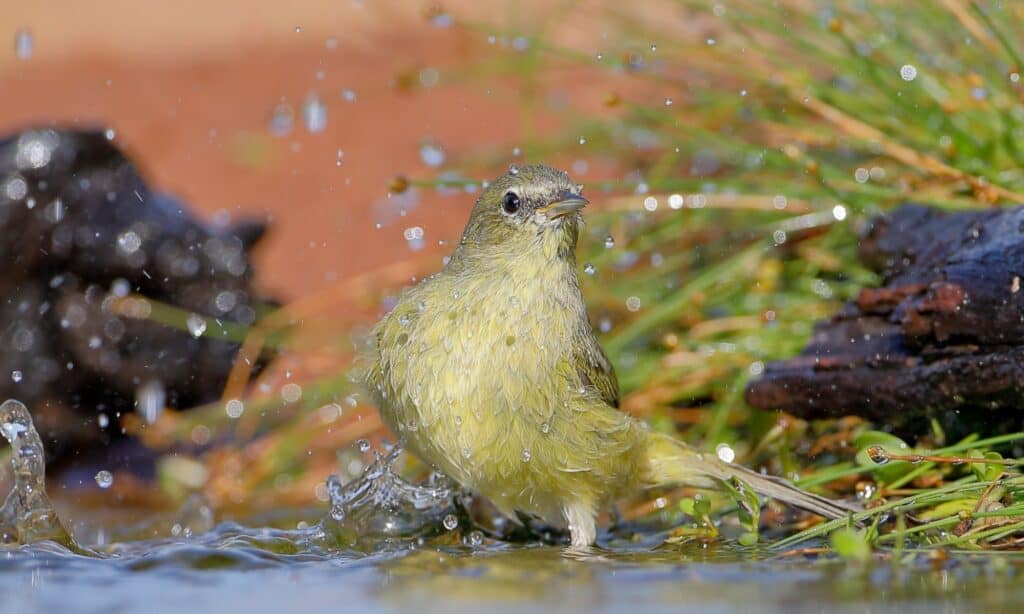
xmin=0 ymin=399 xmax=72 ymax=545
xmin=321 ymin=445 xmax=460 ymax=547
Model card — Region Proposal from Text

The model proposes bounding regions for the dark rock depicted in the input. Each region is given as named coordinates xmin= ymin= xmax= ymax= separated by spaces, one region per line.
xmin=0 ymin=128 xmax=275 ymax=460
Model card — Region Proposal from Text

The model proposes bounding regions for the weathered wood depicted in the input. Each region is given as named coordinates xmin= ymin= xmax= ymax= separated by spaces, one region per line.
xmin=746 ymin=204 xmax=1024 ymax=433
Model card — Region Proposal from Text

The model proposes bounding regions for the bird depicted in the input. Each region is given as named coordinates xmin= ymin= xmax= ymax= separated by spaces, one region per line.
xmin=361 ymin=164 xmax=857 ymax=547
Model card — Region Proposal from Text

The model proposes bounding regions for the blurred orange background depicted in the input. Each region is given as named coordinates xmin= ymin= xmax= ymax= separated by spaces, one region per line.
xmin=0 ymin=1 xmax=560 ymax=301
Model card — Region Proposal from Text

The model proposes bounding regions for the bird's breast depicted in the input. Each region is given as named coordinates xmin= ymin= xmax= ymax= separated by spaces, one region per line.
xmin=375 ymin=258 xmax=586 ymax=488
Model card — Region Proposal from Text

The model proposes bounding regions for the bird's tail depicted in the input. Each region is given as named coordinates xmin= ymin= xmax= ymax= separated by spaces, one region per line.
xmin=642 ymin=431 xmax=859 ymax=521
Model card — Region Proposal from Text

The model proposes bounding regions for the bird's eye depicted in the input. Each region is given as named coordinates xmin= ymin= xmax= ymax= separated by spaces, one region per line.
xmin=501 ymin=191 xmax=521 ymax=215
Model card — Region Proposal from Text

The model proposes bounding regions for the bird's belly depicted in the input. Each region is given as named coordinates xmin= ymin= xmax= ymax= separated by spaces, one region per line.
xmin=383 ymin=319 xmax=599 ymax=520
xmin=371 ymin=268 xmax=641 ymax=524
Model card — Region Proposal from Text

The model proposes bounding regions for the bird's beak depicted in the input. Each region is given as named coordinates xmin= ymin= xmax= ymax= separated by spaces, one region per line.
xmin=537 ymin=192 xmax=589 ymax=219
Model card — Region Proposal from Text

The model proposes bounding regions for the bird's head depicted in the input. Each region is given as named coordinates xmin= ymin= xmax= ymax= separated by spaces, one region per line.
xmin=455 ymin=165 xmax=588 ymax=263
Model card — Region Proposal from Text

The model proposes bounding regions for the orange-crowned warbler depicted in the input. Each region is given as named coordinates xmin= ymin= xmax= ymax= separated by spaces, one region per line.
xmin=362 ymin=165 xmax=855 ymax=547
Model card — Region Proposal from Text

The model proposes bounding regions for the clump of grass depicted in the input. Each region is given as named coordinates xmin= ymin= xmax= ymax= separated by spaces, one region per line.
xmin=131 ymin=1 xmax=1024 ymax=552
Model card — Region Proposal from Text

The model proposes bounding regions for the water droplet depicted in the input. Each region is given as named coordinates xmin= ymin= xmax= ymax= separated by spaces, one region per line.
xmin=14 ymin=29 xmax=33 ymax=60
xmin=643 ymin=196 xmax=658 ymax=211
xmin=4 ymin=176 xmax=27 ymax=201
xmin=186 ymin=313 xmax=207 ymax=338
xmin=94 ymin=470 xmax=113 ymax=489
xmin=281 ymin=383 xmax=302 ymax=403
xmin=10 ymin=371 xmax=22 ymax=383
xmin=650 ymin=43 xmax=657 ymax=52
xmin=856 ymin=482 xmax=877 ymax=500
xmin=832 ymin=204 xmax=848 ymax=221
xmin=135 ymin=380 xmax=165 ymax=425
xmin=268 ymin=102 xmax=295 ymax=137
xmin=772 ymin=229 xmax=787 ymax=245
xmin=664 ymin=97 xmax=674 ymax=106
xmin=214 ymin=291 xmax=236 ymax=313
xmin=97 ymin=413 xmax=109 ymax=428
xmin=465 ymin=530 xmax=484 ymax=547
xmin=341 ymin=88 xmax=357 ymax=102
xmin=403 ymin=226 xmax=425 ymax=251
xmin=303 ymin=93 xmax=327 ymax=133
xmin=715 ymin=443 xmax=736 ymax=463
xmin=430 ymin=10 xmax=453 ymax=28
xmin=357 ymin=439 xmax=371 ymax=453
xmin=443 ymin=514 xmax=459 ymax=530
xmin=419 ymin=141 xmax=445 ymax=167
xmin=626 ymin=296 xmax=642 ymax=312
xmin=866 ymin=446 xmax=890 ymax=465
xmin=225 ymin=399 xmax=244 ymax=419
xmin=900 ymin=64 xmax=918 ymax=81
xmin=540 ymin=422 xmax=550 ymax=434
xmin=116 ymin=230 xmax=142 ymax=253
xmin=521 ymin=449 xmax=532 ymax=462
xmin=604 ymin=235 xmax=615 ymax=249
xmin=508 ymin=164 xmax=520 ymax=175
xmin=583 ymin=263 xmax=596 ymax=275
xmin=578 ymin=136 xmax=587 ymax=145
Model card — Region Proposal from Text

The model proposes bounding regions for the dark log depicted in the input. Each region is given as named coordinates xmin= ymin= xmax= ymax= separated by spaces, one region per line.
xmin=746 ymin=204 xmax=1024 ymax=434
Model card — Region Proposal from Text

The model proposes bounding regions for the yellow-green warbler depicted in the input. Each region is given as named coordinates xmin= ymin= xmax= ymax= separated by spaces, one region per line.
xmin=362 ymin=165 xmax=855 ymax=547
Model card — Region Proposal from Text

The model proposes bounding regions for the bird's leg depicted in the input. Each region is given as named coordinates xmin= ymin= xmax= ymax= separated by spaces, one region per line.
xmin=563 ymin=502 xmax=597 ymax=548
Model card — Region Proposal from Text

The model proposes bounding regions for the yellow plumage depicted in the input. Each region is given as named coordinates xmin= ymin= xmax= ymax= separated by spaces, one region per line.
xmin=362 ymin=165 xmax=855 ymax=547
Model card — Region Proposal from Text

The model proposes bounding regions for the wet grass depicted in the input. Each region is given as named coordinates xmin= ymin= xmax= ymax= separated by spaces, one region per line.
xmin=114 ymin=1 xmax=1024 ymax=559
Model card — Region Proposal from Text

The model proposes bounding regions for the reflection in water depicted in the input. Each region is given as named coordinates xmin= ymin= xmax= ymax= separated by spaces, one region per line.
xmin=2 ymin=538 xmax=1023 ymax=613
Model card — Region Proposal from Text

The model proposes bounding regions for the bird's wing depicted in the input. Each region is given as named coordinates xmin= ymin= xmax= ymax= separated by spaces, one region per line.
xmin=576 ymin=337 xmax=620 ymax=408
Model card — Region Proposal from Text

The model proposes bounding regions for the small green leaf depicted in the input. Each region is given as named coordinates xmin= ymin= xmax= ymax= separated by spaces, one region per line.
xmin=968 ymin=450 xmax=1005 ymax=482
xmin=693 ymin=495 xmax=711 ymax=516
xmin=915 ymin=498 xmax=976 ymax=522
xmin=831 ymin=528 xmax=871 ymax=562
